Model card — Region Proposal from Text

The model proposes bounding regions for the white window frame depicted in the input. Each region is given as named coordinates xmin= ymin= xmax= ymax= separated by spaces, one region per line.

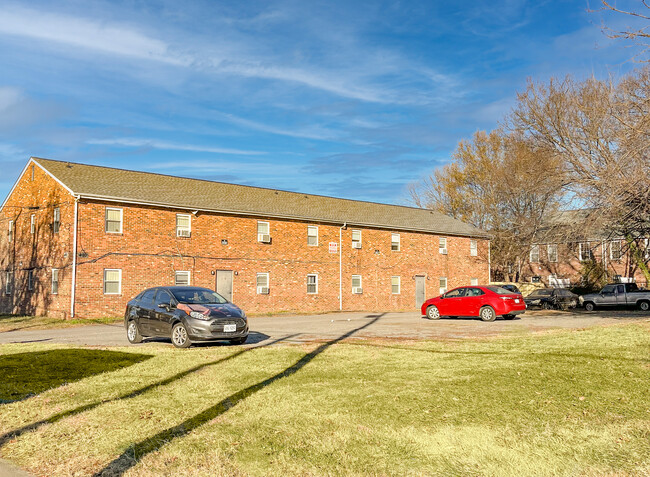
xmin=105 ymin=207 xmax=123 ymax=234
xmin=257 ymin=221 xmax=270 ymax=242
xmin=256 ymin=273 xmax=269 ymax=294
xmin=439 ymin=277 xmax=447 ymax=295
xmin=351 ymin=275 xmax=362 ymax=293
xmin=53 ymin=208 xmax=60 ymax=234
xmin=391 ymin=233 xmax=400 ymax=252
xmin=176 ymin=214 xmax=191 ymax=238
xmin=30 ymin=214 xmax=35 ymax=234
xmin=103 ymin=269 xmax=122 ymax=295
xmin=307 ymin=226 xmax=318 ymax=246
xmin=529 ymin=244 xmax=540 ymax=263
xmin=51 ymin=268 xmax=59 ymax=295
xmin=5 ymin=271 xmax=12 ymax=295
xmin=28 ymin=270 xmax=34 ymax=291
xmin=547 ymin=244 xmax=558 ymax=263
xmin=645 ymin=238 xmax=649 ymax=260
xmin=307 ymin=274 xmax=318 ymax=294
xmin=439 ymin=237 xmax=447 ymax=254
xmin=391 ymin=276 xmax=400 ymax=294
xmin=579 ymin=242 xmax=593 ymax=261
xmin=8 ymin=220 xmax=13 ymax=242
xmin=470 ymin=239 xmax=478 ymax=256
xmin=470 ymin=278 xmax=479 ymax=286
xmin=352 ymin=230 xmax=362 ymax=248
xmin=175 ymin=270 xmax=190 ymax=286
xmin=610 ymin=240 xmax=622 ymax=261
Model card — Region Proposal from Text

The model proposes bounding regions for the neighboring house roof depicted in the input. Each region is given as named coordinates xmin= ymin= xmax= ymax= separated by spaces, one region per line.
xmin=24 ymin=157 xmax=489 ymax=238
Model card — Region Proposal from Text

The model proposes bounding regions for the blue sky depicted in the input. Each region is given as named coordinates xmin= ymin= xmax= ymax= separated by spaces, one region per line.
xmin=0 ymin=0 xmax=644 ymax=205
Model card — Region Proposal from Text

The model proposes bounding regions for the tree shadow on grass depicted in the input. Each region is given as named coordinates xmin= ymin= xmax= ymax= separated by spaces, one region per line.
xmin=95 ymin=314 xmax=385 ymax=476
xmin=0 ymin=334 xmax=298 ymax=448
xmin=0 ymin=349 xmax=152 ymax=404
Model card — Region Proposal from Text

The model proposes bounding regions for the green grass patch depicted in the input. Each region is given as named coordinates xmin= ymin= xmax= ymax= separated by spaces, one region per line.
xmin=0 ymin=323 xmax=649 ymax=476
xmin=0 ymin=314 xmax=122 ymax=332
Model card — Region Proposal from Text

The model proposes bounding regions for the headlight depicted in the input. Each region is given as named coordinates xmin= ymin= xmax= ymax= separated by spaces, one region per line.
xmin=190 ymin=311 xmax=209 ymax=320
xmin=531 ymin=299 xmax=541 ymax=305
xmin=579 ymin=296 xmax=584 ymax=304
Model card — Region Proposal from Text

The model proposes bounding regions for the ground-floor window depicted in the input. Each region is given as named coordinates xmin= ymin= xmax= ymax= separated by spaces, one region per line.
xmin=352 ymin=275 xmax=363 ymax=294
xmin=470 ymin=277 xmax=478 ymax=286
xmin=103 ymin=269 xmax=121 ymax=295
xmin=28 ymin=270 xmax=34 ymax=291
xmin=391 ymin=276 xmax=400 ymax=294
xmin=5 ymin=271 xmax=12 ymax=295
xmin=307 ymin=274 xmax=318 ymax=294
xmin=257 ymin=273 xmax=269 ymax=294
xmin=175 ymin=271 xmax=190 ymax=286
xmin=439 ymin=277 xmax=447 ymax=295
xmin=51 ymin=269 xmax=58 ymax=295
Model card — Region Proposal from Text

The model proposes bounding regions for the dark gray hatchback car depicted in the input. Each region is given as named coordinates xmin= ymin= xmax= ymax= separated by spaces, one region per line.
xmin=124 ymin=286 xmax=248 ymax=348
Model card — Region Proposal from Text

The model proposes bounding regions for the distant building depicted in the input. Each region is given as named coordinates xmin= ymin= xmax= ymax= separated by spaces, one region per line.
xmin=0 ymin=158 xmax=490 ymax=318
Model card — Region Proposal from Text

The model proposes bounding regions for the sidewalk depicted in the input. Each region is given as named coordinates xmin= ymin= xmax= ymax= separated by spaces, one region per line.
xmin=0 ymin=460 xmax=32 ymax=477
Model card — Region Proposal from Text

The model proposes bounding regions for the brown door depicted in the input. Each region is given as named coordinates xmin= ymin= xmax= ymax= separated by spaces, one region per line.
xmin=415 ymin=275 xmax=426 ymax=308
xmin=216 ymin=270 xmax=234 ymax=302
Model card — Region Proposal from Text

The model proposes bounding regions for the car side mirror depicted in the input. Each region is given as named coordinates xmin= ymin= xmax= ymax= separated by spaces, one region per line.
xmin=158 ymin=303 xmax=170 ymax=311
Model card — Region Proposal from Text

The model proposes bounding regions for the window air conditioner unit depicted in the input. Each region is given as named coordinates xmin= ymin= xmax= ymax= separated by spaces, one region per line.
xmin=177 ymin=229 xmax=191 ymax=237
xmin=352 ymin=242 xmax=362 ymax=249
xmin=440 ymin=248 xmax=448 ymax=255
xmin=352 ymin=287 xmax=363 ymax=294
xmin=257 ymin=287 xmax=270 ymax=294
xmin=258 ymin=234 xmax=271 ymax=243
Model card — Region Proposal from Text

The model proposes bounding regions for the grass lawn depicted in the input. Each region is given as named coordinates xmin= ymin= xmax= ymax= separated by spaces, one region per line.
xmin=0 ymin=322 xmax=648 ymax=476
xmin=0 ymin=314 xmax=122 ymax=333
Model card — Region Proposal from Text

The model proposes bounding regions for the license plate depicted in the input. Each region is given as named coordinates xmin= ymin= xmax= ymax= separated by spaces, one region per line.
xmin=224 ymin=324 xmax=236 ymax=332
xmin=515 ymin=299 xmax=520 ymax=303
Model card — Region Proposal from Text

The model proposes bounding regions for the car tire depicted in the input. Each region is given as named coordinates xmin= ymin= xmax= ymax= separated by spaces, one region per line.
xmin=171 ymin=322 xmax=191 ymax=348
xmin=542 ymin=302 xmax=552 ymax=310
xmin=230 ymin=336 xmax=248 ymax=345
xmin=126 ymin=320 xmax=143 ymax=344
xmin=568 ymin=299 xmax=577 ymax=309
xmin=638 ymin=301 xmax=650 ymax=312
xmin=426 ymin=305 xmax=440 ymax=320
xmin=503 ymin=314 xmax=516 ymax=320
xmin=584 ymin=302 xmax=595 ymax=312
xmin=479 ymin=306 xmax=496 ymax=322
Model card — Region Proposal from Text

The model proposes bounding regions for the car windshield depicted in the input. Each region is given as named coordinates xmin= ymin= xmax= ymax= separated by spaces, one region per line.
xmin=528 ymin=289 xmax=553 ymax=297
xmin=170 ymin=287 xmax=228 ymax=304
xmin=485 ymin=286 xmax=516 ymax=295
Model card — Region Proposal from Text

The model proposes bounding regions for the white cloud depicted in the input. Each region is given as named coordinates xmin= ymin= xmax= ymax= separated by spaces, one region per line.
xmin=87 ymin=138 xmax=265 ymax=155
xmin=212 ymin=111 xmax=338 ymax=140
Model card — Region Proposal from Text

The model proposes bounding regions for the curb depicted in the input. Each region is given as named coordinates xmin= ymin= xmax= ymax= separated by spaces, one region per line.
xmin=0 ymin=460 xmax=33 ymax=477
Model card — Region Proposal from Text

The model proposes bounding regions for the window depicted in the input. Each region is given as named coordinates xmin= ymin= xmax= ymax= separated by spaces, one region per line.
xmin=529 ymin=244 xmax=540 ymax=263
xmin=105 ymin=208 xmax=122 ymax=233
xmin=257 ymin=221 xmax=270 ymax=242
xmin=51 ymin=269 xmax=58 ymax=294
xmin=7 ymin=220 xmax=13 ymax=242
xmin=176 ymin=214 xmax=191 ymax=237
xmin=256 ymin=273 xmax=269 ymax=294
xmin=391 ymin=276 xmax=400 ymax=294
xmin=439 ymin=237 xmax=447 ymax=254
xmin=28 ymin=270 xmax=34 ymax=291
xmin=610 ymin=240 xmax=622 ymax=261
xmin=103 ymin=269 xmax=121 ymax=294
xmin=470 ymin=239 xmax=478 ymax=256
xmin=645 ymin=238 xmax=650 ymax=260
xmin=307 ymin=226 xmax=318 ymax=246
xmin=391 ymin=233 xmax=400 ymax=251
xmin=352 ymin=275 xmax=362 ymax=293
xmin=579 ymin=242 xmax=594 ymax=261
xmin=548 ymin=244 xmax=558 ymax=263
xmin=445 ymin=288 xmax=465 ymax=298
xmin=439 ymin=277 xmax=447 ymax=295
xmin=307 ymin=274 xmax=318 ymax=294
xmin=5 ymin=271 xmax=12 ymax=295
xmin=53 ymin=208 xmax=60 ymax=234
xmin=352 ymin=230 xmax=362 ymax=248
xmin=30 ymin=214 xmax=35 ymax=234
xmin=156 ymin=289 xmax=173 ymax=307
xmin=175 ymin=271 xmax=190 ymax=286
xmin=470 ymin=278 xmax=478 ymax=286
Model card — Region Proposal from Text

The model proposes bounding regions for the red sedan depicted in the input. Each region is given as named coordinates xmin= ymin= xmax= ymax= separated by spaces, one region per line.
xmin=421 ymin=285 xmax=526 ymax=322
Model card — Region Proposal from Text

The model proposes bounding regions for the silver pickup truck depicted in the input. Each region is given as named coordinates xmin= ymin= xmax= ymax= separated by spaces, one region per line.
xmin=580 ymin=283 xmax=650 ymax=311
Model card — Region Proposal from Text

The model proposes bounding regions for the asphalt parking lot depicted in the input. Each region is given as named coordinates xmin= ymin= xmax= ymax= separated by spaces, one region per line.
xmin=0 ymin=308 xmax=648 ymax=347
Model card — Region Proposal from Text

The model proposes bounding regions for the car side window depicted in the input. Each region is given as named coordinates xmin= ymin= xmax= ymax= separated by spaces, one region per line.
xmin=617 ymin=285 xmax=625 ymax=294
xmin=445 ymin=288 xmax=466 ymax=298
xmin=602 ymin=285 xmax=616 ymax=294
xmin=156 ymin=290 xmax=173 ymax=307
xmin=466 ymin=288 xmax=484 ymax=297
xmin=140 ymin=289 xmax=157 ymax=308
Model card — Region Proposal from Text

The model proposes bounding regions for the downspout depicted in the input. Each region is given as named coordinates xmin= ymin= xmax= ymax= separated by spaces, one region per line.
xmin=488 ymin=239 xmax=491 ymax=284
xmin=70 ymin=196 xmax=79 ymax=318
xmin=339 ymin=222 xmax=346 ymax=311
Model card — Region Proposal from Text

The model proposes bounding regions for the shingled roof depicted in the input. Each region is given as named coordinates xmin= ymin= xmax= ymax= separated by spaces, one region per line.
xmin=32 ymin=157 xmax=489 ymax=238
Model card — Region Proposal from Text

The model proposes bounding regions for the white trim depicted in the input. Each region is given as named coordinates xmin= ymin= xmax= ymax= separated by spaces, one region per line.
xmin=307 ymin=273 xmax=318 ymax=294
xmin=105 ymin=207 xmax=123 ymax=234
xmin=529 ymin=244 xmax=540 ymax=263
xmin=30 ymin=214 xmax=35 ymax=234
xmin=439 ymin=277 xmax=447 ymax=295
xmin=51 ymin=268 xmax=59 ymax=295
xmin=609 ymin=240 xmax=622 ymax=261
xmin=391 ymin=276 xmax=400 ymax=294
xmin=470 ymin=239 xmax=478 ymax=256
xmin=176 ymin=213 xmax=192 ymax=237
xmin=256 ymin=272 xmax=269 ymax=293
xmin=391 ymin=233 xmax=400 ymax=251
xmin=351 ymin=274 xmax=362 ymax=293
xmin=174 ymin=270 xmax=191 ymax=286
xmin=547 ymin=243 xmax=558 ymax=263
xmin=103 ymin=268 xmax=122 ymax=295
xmin=352 ymin=229 xmax=362 ymax=247
xmin=307 ymin=225 xmax=318 ymax=246
xmin=5 ymin=270 xmax=12 ymax=295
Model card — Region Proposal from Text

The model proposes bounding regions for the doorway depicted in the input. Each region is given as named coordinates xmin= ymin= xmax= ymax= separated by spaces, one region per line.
xmin=415 ymin=275 xmax=426 ymax=308
xmin=215 ymin=270 xmax=234 ymax=302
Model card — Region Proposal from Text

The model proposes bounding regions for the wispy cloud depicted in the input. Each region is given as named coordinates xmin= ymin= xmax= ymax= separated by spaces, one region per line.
xmin=211 ymin=111 xmax=338 ymax=140
xmin=87 ymin=138 xmax=265 ymax=155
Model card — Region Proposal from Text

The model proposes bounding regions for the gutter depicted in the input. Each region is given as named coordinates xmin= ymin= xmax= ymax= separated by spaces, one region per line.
xmin=70 ymin=196 xmax=79 ymax=318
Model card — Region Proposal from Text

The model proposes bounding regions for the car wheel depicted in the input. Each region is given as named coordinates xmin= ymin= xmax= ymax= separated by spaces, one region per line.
xmin=503 ymin=314 xmax=516 ymax=320
xmin=171 ymin=322 xmax=191 ymax=348
xmin=426 ymin=305 xmax=440 ymax=320
xmin=568 ymin=299 xmax=577 ymax=309
xmin=542 ymin=302 xmax=552 ymax=310
xmin=126 ymin=320 xmax=143 ymax=344
xmin=638 ymin=301 xmax=650 ymax=312
xmin=584 ymin=302 xmax=595 ymax=312
xmin=479 ymin=306 xmax=496 ymax=322
xmin=230 ymin=336 xmax=248 ymax=345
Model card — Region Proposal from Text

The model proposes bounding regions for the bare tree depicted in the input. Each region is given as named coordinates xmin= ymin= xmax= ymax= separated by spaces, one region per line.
xmin=597 ymin=0 xmax=650 ymax=61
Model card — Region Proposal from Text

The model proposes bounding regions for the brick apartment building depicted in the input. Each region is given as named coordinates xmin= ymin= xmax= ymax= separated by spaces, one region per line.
xmin=0 ymin=158 xmax=490 ymax=319
xmin=522 ymin=210 xmax=649 ymax=288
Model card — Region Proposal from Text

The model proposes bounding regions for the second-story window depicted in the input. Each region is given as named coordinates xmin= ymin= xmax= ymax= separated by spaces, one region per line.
xmin=53 ymin=208 xmax=60 ymax=234
xmin=391 ymin=233 xmax=400 ymax=251
xmin=257 ymin=221 xmax=271 ymax=243
xmin=105 ymin=208 xmax=122 ymax=233
xmin=307 ymin=226 xmax=318 ymax=246
xmin=529 ymin=244 xmax=540 ymax=263
xmin=610 ymin=240 xmax=622 ymax=261
xmin=470 ymin=239 xmax=478 ymax=256
xmin=176 ymin=214 xmax=191 ymax=237
xmin=352 ymin=230 xmax=362 ymax=249
xmin=548 ymin=244 xmax=558 ymax=262
xmin=30 ymin=214 xmax=35 ymax=234
xmin=439 ymin=237 xmax=447 ymax=254
xmin=8 ymin=220 xmax=13 ymax=242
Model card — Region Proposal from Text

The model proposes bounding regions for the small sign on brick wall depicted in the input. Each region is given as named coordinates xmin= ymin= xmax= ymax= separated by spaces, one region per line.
xmin=329 ymin=242 xmax=338 ymax=253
